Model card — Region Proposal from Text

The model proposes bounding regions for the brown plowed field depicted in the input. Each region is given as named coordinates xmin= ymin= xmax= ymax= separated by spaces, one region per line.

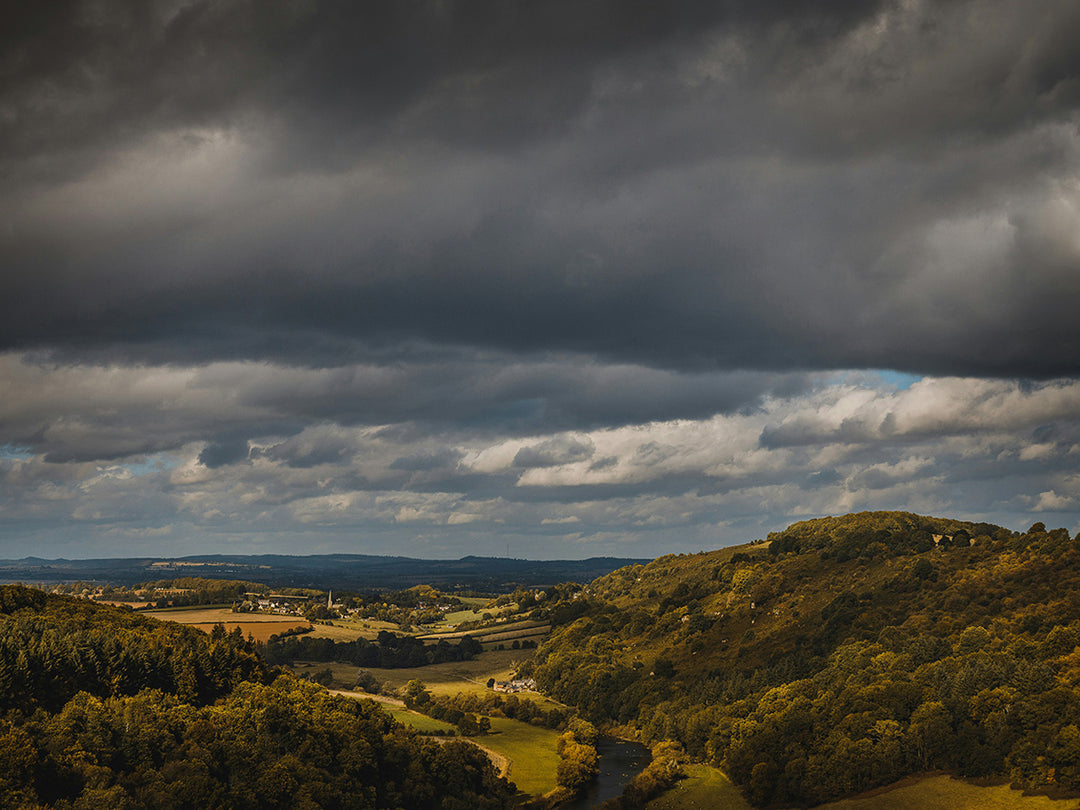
xmin=144 ymin=607 xmax=311 ymax=642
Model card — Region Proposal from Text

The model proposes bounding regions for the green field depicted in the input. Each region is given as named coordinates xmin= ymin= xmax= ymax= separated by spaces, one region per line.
xmin=289 ymin=660 xmax=361 ymax=688
xmin=361 ymin=648 xmax=563 ymax=704
xmin=320 ymin=617 xmax=402 ymax=639
xmin=645 ymin=767 xmax=1080 ymax=810
xmin=439 ymin=607 xmax=488 ymax=625
xmin=817 ymin=775 xmax=1080 ymax=810
xmin=297 ymin=648 xmax=566 ymax=711
xmin=479 ymin=716 xmax=561 ymax=797
xmin=417 ymin=618 xmax=550 ymax=652
xmin=647 ymin=764 xmax=752 ymax=810
xmin=381 ymin=704 xmax=458 ymax=734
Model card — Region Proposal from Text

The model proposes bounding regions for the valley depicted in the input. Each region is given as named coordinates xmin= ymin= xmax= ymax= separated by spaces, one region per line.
xmin=3 ymin=511 xmax=1080 ymax=808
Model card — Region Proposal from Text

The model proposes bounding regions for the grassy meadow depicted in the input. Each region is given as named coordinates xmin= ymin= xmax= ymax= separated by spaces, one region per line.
xmin=646 ymin=764 xmax=752 ymax=810
xmin=380 ymin=704 xmax=458 ymax=734
xmin=480 ymin=716 xmax=561 ymax=797
xmin=816 ymin=775 xmax=1080 ymax=810
xmin=290 ymin=647 xmax=564 ymax=709
xmin=417 ymin=618 xmax=550 ymax=650
xmin=364 ymin=648 xmax=565 ymax=708
xmin=318 ymin=616 xmax=404 ymax=640
xmin=643 ymin=766 xmax=1080 ymax=810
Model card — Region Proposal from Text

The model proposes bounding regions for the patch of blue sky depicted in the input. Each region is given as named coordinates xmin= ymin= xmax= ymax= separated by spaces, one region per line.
xmin=0 ymin=444 xmax=34 ymax=461
xmin=820 ymin=370 xmax=925 ymax=391
xmin=874 ymin=370 xmax=923 ymax=390
xmin=120 ymin=454 xmax=178 ymax=476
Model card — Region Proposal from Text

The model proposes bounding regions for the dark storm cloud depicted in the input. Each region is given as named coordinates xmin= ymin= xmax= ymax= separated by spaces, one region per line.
xmin=0 ymin=0 xmax=884 ymax=163
xmin=4 ymin=1 xmax=1080 ymax=559
xmin=390 ymin=448 xmax=464 ymax=472
xmin=0 ymin=354 xmax=811 ymax=468
xmin=3 ymin=0 xmax=1080 ymax=377
xmin=197 ymin=438 xmax=250 ymax=468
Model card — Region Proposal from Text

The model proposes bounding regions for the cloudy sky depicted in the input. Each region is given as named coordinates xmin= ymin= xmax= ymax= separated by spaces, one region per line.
xmin=3 ymin=0 xmax=1080 ymax=560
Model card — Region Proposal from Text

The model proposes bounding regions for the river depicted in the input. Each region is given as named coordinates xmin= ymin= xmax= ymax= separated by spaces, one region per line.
xmin=560 ymin=737 xmax=651 ymax=809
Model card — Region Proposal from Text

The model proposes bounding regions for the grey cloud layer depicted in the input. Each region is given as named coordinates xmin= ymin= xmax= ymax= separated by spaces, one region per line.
xmin=3 ymin=374 xmax=1078 ymax=557
xmin=3 ymin=1 xmax=1080 ymax=558
xmin=0 ymin=353 xmax=807 ymax=461
xmin=2 ymin=0 xmax=1079 ymax=374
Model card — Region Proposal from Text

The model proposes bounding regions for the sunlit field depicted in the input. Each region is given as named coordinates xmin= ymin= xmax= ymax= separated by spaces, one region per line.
xmin=646 ymin=764 xmax=752 ymax=810
xmin=144 ymin=606 xmax=311 ymax=642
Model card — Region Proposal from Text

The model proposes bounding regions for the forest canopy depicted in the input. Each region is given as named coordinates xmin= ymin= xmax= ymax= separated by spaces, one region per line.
xmin=0 ymin=587 xmax=514 ymax=809
xmin=528 ymin=512 xmax=1080 ymax=806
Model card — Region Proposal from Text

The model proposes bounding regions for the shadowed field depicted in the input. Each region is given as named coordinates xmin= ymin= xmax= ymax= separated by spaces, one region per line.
xmin=645 ymin=767 xmax=1080 ymax=810
xmin=817 ymin=775 xmax=1080 ymax=810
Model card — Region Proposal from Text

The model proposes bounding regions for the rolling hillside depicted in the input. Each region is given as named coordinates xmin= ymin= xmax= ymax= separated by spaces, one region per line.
xmin=523 ymin=512 xmax=1080 ymax=806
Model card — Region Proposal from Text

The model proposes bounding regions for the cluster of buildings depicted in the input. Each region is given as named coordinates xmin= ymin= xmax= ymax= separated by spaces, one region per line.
xmin=491 ymin=677 xmax=536 ymax=693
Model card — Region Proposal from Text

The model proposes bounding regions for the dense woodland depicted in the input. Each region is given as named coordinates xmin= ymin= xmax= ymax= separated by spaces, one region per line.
xmin=527 ymin=512 xmax=1080 ymax=806
xmin=0 ymin=586 xmax=514 ymax=809
xmin=263 ymin=631 xmax=483 ymax=669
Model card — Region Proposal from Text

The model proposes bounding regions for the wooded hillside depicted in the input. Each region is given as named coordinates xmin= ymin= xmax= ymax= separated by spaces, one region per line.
xmin=0 ymin=587 xmax=514 ymax=809
xmin=525 ymin=512 xmax=1080 ymax=806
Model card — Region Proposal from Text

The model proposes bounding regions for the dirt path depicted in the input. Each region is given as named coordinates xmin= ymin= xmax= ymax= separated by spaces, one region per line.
xmin=329 ymin=689 xmax=404 ymax=706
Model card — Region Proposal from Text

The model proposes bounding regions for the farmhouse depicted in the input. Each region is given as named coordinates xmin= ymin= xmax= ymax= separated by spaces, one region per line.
xmin=492 ymin=678 xmax=536 ymax=693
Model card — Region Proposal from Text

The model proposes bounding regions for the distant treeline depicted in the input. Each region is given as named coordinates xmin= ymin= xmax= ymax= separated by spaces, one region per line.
xmin=263 ymin=629 xmax=483 ymax=668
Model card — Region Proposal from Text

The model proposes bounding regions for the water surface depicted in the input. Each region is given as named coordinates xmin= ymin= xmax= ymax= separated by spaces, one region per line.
xmin=560 ymin=737 xmax=651 ymax=809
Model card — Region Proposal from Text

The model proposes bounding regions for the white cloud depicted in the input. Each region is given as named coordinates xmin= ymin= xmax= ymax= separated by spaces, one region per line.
xmin=3 ymin=358 xmax=1080 ymax=557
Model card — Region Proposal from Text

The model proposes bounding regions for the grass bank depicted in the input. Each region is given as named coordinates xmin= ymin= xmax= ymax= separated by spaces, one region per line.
xmin=645 ymin=767 xmax=1080 ymax=810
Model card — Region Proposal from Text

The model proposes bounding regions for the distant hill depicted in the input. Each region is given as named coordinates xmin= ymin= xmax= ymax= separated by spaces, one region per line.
xmin=523 ymin=511 xmax=1080 ymax=807
xmin=0 ymin=552 xmax=650 ymax=591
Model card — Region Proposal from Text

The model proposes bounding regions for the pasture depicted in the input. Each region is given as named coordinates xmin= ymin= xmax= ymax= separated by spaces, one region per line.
xmin=382 ymin=703 xmax=559 ymax=796
xmin=319 ymin=617 xmax=403 ymax=640
xmin=438 ymin=607 xmax=489 ymax=626
xmin=644 ymin=768 xmax=1080 ymax=810
xmin=289 ymin=660 xmax=361 ymax=688
xmin=646 ymin=764 xmax=751 ymax=810
xmin=816 ymin=775 xmax=1080 ymax=810
xmin=418 ymin=618 xmax=550 ymax=652
xmin=381 ymin=704 xmax=458 ymax=734
xmin=304 ymin=622 xmax=370 ymax=642
xmin=294 ymin=647 xmax=564 ymax=709
xmin=362 ymin=648 xmax=562 ymax=706
xmin=479 ymin=716 xmax=561 ymax=797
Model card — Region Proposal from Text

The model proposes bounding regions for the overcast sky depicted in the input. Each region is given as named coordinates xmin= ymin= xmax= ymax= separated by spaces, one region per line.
xmin=3 ymin=0 xmax=1080 ymax=560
